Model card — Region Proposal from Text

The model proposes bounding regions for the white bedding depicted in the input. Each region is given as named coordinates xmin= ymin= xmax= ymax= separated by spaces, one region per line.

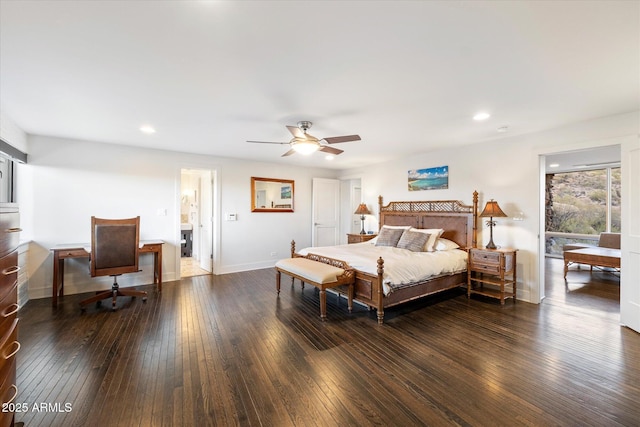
xmin=297 ymin=242 xmax=468 ymax=296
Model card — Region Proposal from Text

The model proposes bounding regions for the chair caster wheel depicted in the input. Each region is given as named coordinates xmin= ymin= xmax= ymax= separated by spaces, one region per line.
xmin=142 ymin=298 xmax=147 ymax=303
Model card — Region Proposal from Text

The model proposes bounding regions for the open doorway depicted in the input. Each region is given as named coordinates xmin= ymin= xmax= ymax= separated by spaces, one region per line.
xmin=540 ymin=145 xmax=621 ymax=304
xmin=180 ymin=168 xmax=214 ymax=278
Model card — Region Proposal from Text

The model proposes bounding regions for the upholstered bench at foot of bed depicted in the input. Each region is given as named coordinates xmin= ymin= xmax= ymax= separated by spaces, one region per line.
xmin=275 ymin=254 xmax=355 ymax=321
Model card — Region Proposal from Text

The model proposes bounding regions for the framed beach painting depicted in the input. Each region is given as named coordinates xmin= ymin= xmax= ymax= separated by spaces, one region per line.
xmin=408 ymin=166 xmax=448 ymax=191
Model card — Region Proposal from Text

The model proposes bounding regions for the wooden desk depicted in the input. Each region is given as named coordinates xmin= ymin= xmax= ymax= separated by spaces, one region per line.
xmin=563 ymin=247 xmax=620 ymax=279
xmin=51 ymin=240 xmax=163 ymax=307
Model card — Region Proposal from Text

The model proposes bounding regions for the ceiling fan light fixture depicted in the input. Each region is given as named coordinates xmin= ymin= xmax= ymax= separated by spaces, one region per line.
xmin=292 ymin=141 xmax=319 ymax=155
xmin=247 ymin=121 xmax=360 ymax=157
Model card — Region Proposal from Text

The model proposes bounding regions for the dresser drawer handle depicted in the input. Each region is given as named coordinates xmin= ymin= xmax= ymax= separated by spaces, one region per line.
xmin=2 ymin=304 xmax=19 ymax=318
xmin=3 ymin=341 xmax=20 ymax=361
xmin=5 ymin=227 xmax=22 ymax=233
xmin=5 ymin=385 xmax=17 ymax=404
xmin=1 ymin=266 xmax=20 ymax=276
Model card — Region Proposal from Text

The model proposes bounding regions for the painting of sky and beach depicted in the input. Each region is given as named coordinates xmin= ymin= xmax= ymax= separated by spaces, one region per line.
xmin=408 ymin=166 xmax=448 ymax=191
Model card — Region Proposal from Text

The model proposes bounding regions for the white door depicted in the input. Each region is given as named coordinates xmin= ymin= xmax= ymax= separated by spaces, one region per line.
xmin=620 ymin=136 xmax=640 ymax=333
xmin=312 ymin=178 xmax=340 ymax=247
xmin=199 ymin=170 xmax=213 ymax=273
xmin=352 ymin=185 xmax=362 ymax=234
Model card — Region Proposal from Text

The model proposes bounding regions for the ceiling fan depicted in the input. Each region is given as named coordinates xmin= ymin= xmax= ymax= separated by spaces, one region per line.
xmin=247 ymin=121 xmax=361 ymax=157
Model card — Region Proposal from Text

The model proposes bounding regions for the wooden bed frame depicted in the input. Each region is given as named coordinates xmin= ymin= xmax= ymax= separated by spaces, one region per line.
xmin=293 ymin=191 xmax=479 ymax=324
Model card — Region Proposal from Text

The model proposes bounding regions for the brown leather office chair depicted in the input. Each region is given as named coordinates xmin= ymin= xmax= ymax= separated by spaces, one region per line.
xmin=79 ymin=216 xmax=147 ymax=312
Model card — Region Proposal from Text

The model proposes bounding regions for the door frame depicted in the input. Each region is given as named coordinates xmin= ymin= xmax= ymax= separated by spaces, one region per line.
xmin=537 ymin=136 xmax=635 ymax=325
xmin=620 ymin=135 xmax=640 ymax=332
xmin=178 ymin=167 xmax=220 ymax=277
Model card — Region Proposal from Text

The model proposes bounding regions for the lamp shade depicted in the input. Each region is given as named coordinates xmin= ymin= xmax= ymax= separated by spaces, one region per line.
xmin=480 ymin=200 xmax=507 ymax=218
xmin=354 ymin=203 xmax=371 ymax=215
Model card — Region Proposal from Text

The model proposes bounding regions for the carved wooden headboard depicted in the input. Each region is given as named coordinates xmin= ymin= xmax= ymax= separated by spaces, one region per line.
xmin=378 ymin=191 xmax=478 ymax=249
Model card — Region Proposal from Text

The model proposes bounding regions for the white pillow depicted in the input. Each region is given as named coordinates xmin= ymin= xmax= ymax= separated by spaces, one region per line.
xmin=434 ymin=238 xmax=459 ymax=251
xmin=379 ymin=225 xmax=411 ymax=230
xmin=408 ymin=228 xmax=444 ymax=252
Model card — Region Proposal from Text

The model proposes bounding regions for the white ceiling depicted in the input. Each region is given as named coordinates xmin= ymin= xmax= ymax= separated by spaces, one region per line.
xmin=0 ymin=1 xmax=638 ymax=170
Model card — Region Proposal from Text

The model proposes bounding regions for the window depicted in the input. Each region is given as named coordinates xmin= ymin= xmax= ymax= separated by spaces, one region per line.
xmin=546 ymin=167 xmax=621 ymax=255
xmin=0 ymin=155 xmax=15 ymax=203
xmin=0 ymin=138 xmax=27 ymax=204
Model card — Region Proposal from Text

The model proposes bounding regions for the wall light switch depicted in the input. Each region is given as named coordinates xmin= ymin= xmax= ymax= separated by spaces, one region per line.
xmin=156 ymin=208 xmax=167 ymax=216
xmin=225 ymin=213 xmax=237 ymax=221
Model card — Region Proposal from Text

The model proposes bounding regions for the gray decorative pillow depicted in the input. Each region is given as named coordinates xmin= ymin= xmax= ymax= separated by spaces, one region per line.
xmin=375 ymin=227 xmax=405 ymax=247
xmin=397 ymin=230 xmax=431 ymax=252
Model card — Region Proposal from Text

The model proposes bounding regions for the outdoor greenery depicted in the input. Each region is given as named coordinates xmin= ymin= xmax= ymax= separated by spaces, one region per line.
xmin=548 ymin=168 xmax=621 ymax=234
xmin=546 ymin=167 xmax=620 ymax=256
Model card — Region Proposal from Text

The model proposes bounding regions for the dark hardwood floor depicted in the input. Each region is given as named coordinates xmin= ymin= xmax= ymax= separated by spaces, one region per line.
xmin=14 ymin=258 xmax=639 ymax=426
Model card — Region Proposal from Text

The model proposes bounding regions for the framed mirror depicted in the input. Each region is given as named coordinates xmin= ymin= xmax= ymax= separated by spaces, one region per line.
xmin=251 ymin=177 xmax=294 ymax=212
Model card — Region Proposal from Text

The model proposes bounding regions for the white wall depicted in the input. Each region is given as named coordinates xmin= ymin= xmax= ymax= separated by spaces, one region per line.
xmin=340 ymin=111 xmax=640 ymax=303
xmin=19 ymin=135 xmax=338 ymax=299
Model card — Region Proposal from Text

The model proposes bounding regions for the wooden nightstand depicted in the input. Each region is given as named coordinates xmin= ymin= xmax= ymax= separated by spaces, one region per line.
xmin=347 ymin=233 xmax=377 ymax=244
xmin=467 ymin=247 xmax=517 ymax=305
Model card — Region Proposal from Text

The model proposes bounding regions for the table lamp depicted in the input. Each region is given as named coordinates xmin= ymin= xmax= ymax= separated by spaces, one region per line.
xmin=354 ymin=203 xmax=371 ymax=234
xmin=479 ymin=199 xmax=507 ymax=249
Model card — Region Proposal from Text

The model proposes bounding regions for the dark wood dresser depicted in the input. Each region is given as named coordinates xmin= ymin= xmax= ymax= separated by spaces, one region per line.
xmin=0 ymin=204 xmax=20 ymax=427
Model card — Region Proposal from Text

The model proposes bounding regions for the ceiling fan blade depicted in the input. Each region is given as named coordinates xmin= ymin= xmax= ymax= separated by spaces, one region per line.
xmin=281 ymin=148 xmax=296 ymax=157
xmin=323 ymin=134 xmax=361 ymax=144
xmin=303 ymin=132 xmax=319 ymax=142
xmin=286 ymin=125 xmax=305 ymax=139
xmin=319 ymin=146 xmax=344 ymax=155
xmin=247 ymin=140 xmax=290 ymax=145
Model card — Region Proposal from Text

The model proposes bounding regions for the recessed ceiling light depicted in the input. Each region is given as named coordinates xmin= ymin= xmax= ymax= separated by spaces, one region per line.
xmin=473 ymin=112 xmax=491 ymax=121
xmin=549 ymin=163 xmax=560 ymax=168
xmin=140 ymin=125 xmax=156 ymax=134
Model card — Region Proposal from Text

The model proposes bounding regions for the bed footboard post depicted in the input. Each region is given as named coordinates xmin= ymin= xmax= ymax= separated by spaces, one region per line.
xmin=290 ymin=240 xmax=296 ymax=257
xmin=377 ymin=257 xmax=385 ymax=325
